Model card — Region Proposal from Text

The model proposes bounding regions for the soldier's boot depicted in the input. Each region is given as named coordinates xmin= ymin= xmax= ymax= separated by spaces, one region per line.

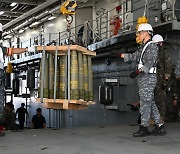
xmin=151 ymin=124 xmax=166 ymax=135
xmin=133 ymin=125 xmax=150 ymax=137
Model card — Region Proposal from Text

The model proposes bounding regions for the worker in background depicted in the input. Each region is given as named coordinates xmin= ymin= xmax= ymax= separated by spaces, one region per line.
xmin=173 ymin=73 xmax=180 ymax=120
xmin=9 ymin=101 xmax=15 ymax=111
xmin=152 ymin=34 xmax=172 ymax=122
xmin=121 ymin=23 xmax=165 ymax=137
xmin=16 ymin=103 xmax=29 ymax=130
xmin=166 ymin=68 xmax=180 ymax=121
xmin=31 ymin=108 xmax=46 ymax=129
xmin=0 ymin=103 xmax=17 ymax=130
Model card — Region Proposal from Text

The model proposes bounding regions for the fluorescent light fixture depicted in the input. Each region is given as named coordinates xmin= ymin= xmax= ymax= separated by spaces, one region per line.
xmin=48 ymin=16 xmax=56 ymax=21
xmin=31 ymin=21 xmax=40 ymax=26
xmin=10 ymin=2 xmax=17 ymax=7
xmin=47 ymin=23 xmax=55 ymax=27
xmin=0 ymin=11 xmax=4 ymax=15
xmin=31 ymin=30 xmax=38 ymax=34
xmin=19 ymin=29 xmax=25 ymax=34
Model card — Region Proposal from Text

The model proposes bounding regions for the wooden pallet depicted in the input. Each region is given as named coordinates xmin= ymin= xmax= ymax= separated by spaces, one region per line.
xmin=8 ymin=48 xmax=27 ymax=54
xmin=36 ymin=98 xmax=96 ymax=110
xmin=36 ymin=45 xmax=96 ymax=56
xmin=7 ymin=45 xmax=96 ymax=56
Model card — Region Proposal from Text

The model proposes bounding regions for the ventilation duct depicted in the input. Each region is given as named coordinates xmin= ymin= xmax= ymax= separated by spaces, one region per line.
xmin=3 ymin=0 xmax=59 ymax=30
xmin=35 ymin=11 xmax=49 ymax=20
xmin=49 ymin=6 xmax=60 ymax=14
xmin=13 ymin=17 xmax=35 ymax=32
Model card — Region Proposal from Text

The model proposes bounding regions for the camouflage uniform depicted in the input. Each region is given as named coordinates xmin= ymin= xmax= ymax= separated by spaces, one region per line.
xmin=154 ymin=45 xmax=172 ymax=118
xmin=176 ymin=79 xmax=180 ymax=117
xmin=166 ymin=69 xmax=180 ymax=121
xmin=124 ymin=41 xmax=162 ymax=127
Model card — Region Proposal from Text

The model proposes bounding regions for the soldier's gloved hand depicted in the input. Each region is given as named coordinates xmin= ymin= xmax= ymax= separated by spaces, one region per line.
xmin=129 ymin=70 xmax=142 ymax=79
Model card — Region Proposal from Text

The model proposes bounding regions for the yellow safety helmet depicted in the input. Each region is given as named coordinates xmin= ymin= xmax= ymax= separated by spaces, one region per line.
xmin=137 ymin=16 xmax=148 ymax=24
xmin=136 ymin=16 xmax=148 ymax=31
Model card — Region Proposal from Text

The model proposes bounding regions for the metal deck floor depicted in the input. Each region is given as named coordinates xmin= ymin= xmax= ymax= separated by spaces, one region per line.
xmin=1 ymin=122 xmax=180 ymax=154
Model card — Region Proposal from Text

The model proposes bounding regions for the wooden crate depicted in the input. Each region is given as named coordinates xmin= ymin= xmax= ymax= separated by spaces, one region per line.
xmin=37 ymin=45 xmax=96 ymax=110
xmin=7 ymin=48 xmax=27 ymax=54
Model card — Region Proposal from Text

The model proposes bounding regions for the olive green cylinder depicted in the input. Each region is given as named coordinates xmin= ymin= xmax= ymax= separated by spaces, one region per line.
xmin=59 ymin=55 xmax=66 ymax=99
xmin=38 ymin=60 xmax=42 ymax=98
xmin=48 ymin=53 xmax=54 ymax=99
xmin=70 ymin=50 xmax=79 ymax=100
xmin=38 ymin=53 xmax=49 ymax=98
xmin=87 ymin=56 xmax=94 ymax=101
xmin=78 ymin=51 xmax=84 ymax=100
xmin=83 ymin=54 xmax=89 ymax=101
xmin=56 ymin=57 xmax=60 ymax=99
xmin=43 ymin=53 xmax=49 ymax=98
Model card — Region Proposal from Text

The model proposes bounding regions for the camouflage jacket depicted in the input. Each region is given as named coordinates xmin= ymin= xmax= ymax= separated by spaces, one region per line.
xmin=124 ymin=41 xmax=158 ymax=75
xmin=156 ymin=45 xmax=172 ymax=87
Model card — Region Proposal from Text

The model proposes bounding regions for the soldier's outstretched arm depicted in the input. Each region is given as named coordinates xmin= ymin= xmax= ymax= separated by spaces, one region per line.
xmin=121 ymin=50 xmax=140 ymax=63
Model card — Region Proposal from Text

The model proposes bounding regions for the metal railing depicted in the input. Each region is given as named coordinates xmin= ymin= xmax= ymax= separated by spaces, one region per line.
xmin=15 ymin=0 xmax=177 ymax=49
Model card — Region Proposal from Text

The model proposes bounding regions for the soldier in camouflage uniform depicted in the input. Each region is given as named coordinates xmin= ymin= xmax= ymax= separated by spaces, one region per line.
xmin=152 ymin=34 xmax=172 ymax=121
xmin=174 ymin=78 xmax=180 ymax=119
xmin=121 ymin=24 xmax=165 ymax=137
xmin=166 ymin=68 xmax=180 ymax=121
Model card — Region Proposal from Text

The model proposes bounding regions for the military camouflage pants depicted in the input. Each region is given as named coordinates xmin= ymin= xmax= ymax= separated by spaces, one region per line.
xmin=166 ymin=93 xmax=179 ymax=121
xmin=0 ymin=69 xmax=4 ymax=118
xmin=138 ymin=74 xmax=162 ymax=127
xmin=154 ymin=86 xmax=166 ymax=118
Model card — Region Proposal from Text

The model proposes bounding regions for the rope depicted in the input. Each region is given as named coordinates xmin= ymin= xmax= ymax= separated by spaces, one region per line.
xmin=143 ymin=0 xmax=148 ymax=16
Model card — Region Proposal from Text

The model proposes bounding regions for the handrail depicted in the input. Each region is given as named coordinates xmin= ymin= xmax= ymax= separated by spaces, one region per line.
xmin=17 ymin=0 xmax=176 ymax=49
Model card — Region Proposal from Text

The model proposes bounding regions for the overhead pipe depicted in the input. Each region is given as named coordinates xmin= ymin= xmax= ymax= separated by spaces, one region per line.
xmin=49 ymin=5 xmax=60 ymax=14
xmin=4 ymin=0 xmax=90 ymax=35
xmin=0 ymin=0 xmax=46 ymax=6
xmin=18 ymin=4 xmax=26 ymax=10
xmin=4 ymin=5 xmax=60 ymax=35
xmin=35 ymin=10 xmax=49 ymax=20
xmin=4 ymin=0 xmax=89 ymax=31
xmin=11 ymin=4 xmax=19 ymax=12
xmin=13 ymin=20 xmax=29 ymax=31
xmin=40 ymin=15 xmax=50 ymax=23
xmin=3 ymin=0 xmax=60 ymax=30
xmin=11 ymin=17 xmax=35 ymax=32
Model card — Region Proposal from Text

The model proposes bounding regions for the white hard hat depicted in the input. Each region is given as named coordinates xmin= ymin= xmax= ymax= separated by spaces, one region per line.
xmin=152 ymin=34 xmax=164 ymax=43
xmin=137 ymin=23 xmax=153 ymax=33
xmin=0 ymin=23 xmax=2 ymax=32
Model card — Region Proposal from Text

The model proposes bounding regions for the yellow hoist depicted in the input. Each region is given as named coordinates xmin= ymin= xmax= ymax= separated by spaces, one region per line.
xmin=60 ymin=0 xmax=77 ymax=15
xmin=60 ymin=0 xmax=77 ymax=31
